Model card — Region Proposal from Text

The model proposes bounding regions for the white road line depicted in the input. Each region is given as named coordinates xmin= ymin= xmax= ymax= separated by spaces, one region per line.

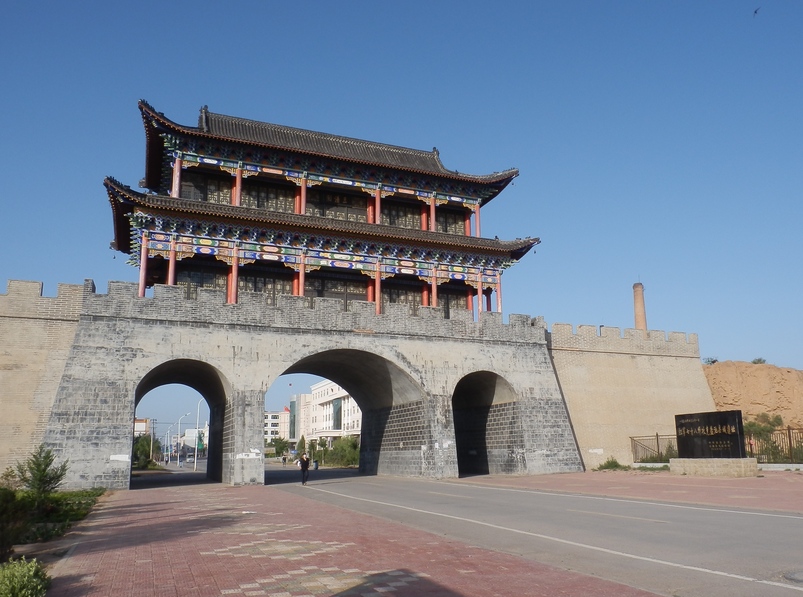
xmin=310 ymin=486 xmax=803 ymax=593
xmin=565 ymin=509 xmax=669 ymax=524
xmin=451 ymin=482 xmax=803 ymax=521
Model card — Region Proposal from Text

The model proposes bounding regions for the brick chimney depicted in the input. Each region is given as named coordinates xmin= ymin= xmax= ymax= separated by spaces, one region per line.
xmin=633 ymin=282 xmax=647 ymax=331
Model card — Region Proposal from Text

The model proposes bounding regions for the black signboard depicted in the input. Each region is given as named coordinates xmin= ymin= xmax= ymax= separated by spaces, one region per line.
xmin=675 ymin=410 xmax=746 ymax=459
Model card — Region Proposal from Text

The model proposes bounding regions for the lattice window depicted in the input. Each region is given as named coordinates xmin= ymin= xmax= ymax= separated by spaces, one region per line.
xmin=305 ymin=276 xmax=367 ymax=309
xmin=241 ymin=180 xmax=295 ymax=213
xmin=177 ymin=269 xmax=227 ymax=299
xmin=306 ymin=190 xmax=367 ymax=222
xmin=381 ymin=282 xmax=423 ymax=316
xmin=381 ymin=200 xmax=420 ymax=229
xmin=440 ymin=288 xmax=468 ymax=319
xmin=436 ymin=208 xmax=466 ymax=235
xmin=179 ymin=171 xmax=231 ymax=205
xmin=238 ymin=273 xmax=292 ymax=306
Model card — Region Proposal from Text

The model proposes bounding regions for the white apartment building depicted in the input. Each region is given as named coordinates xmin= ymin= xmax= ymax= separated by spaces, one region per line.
xmin=307 ymin=379 xmax=362 ymax=448
xmin=263 ymin=409 xmax=290 ymax=445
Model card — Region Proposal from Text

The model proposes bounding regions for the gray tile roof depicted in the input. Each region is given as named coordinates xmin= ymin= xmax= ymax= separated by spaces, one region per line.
xmin=105 ymin=177 xmax=538 ymax=261
xmin=140 ymin=100 xmax=518 ymax=185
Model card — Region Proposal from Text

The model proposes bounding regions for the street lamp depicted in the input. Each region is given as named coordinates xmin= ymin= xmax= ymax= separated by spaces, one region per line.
xmin=194 ymin=397 xmax=204 ymax=472
xmin=164 ymin=424 xmax=175 ymax=465
xmin=177 ymin=412 xmax=190 ymax=467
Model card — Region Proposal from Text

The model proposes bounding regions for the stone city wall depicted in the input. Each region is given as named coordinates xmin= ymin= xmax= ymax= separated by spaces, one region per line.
xmin=548 ymin=323 xmax=716 ymax=469
xmin=0 ymin=281 xmax=86 ymax=470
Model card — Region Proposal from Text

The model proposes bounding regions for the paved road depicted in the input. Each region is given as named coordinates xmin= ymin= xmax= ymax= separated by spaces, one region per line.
xmin=269 ymin=467 xmax=803 ymax=597
xmin=23 ymin=466 xmax=803 ymax=596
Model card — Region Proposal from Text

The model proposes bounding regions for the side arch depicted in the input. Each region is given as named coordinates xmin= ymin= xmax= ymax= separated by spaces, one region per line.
xmin=136 ymin=359 xmax=231 ymax=483
xmin=452 ymin=371 xmax=523 ymax=476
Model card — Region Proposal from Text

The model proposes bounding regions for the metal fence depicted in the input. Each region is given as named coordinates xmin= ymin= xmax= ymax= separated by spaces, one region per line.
xmin=747 ymin=427 xmax=803 ymax=464
xmin=631 ymin=434 xmax=678 ymax=463
xmin=631 ymin=428 xmax=803 ymax=464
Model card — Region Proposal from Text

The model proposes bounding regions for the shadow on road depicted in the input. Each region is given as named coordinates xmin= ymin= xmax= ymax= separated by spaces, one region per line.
xmin=265 ymin=465 xmax=362 ymax=486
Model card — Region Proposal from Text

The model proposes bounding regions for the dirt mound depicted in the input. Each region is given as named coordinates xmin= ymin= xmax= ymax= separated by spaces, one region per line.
xmin=704 ymin=361 xmax=803 ymax=427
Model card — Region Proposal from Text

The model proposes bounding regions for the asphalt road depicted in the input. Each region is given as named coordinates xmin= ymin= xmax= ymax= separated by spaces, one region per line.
xmin=266 ymin=466 xmax=803 ymax=597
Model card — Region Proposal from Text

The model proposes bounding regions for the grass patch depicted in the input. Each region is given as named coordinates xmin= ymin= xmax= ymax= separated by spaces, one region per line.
xmin=595 ymin=457 xmax=631 ymax=471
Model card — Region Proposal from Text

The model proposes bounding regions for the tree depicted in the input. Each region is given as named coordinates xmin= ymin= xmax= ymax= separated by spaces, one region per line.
xmin=329 ymin=436 xmax=360 ymax=467
xmin=702 ymin=357 xmax=718 ymax=365
xmin=269 ymin=436 xmax=289 ymax=456
xmin=296 ymin=436 xmax=306 ymax=456
xmin=751 ymin=357 xmax=767 ymax=364
xmin=744 ymin=413 xmax=783 ymax=441
xmin=132 ymin=435 xmax=159 ymax=469
xmin=15 ymin=445 xmax=68 ymax=514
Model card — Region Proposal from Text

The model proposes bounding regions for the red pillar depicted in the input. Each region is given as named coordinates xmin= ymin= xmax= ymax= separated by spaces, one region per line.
xmin=477 ymin=273 xmax=483 ymax=313
xmin=233 ymin=168 xmax=243 ymax=206
xmin=138 ymin=230 xmax=149 ymax=298
xmin=228 ymin=246 xmax=239 ymax=304
xmin=496 ymin=272 xmax=502 ymax=313
xmin=421 ymin=204 xmax=428 ymax=230
xmin=375 ymin=189 xmax=382 ymax=224
xmin=474 ymin=204 xmax=481 ymax=237
xmin=300 ymin=179 xmax=308 ymax=215
xmin=429 ymin=197 xmax=436 ymax=232
xmin=485 ymin=290 xmax=492 ymax=312
xmin=464 ymin=210 xmax=472 ymax=236
xmin=422 ymin=285 xmax=430 ymax=307
xmin=374 ymin=259 xmax=382 ymax=315
xmin=167 ymin=235 xmax=177 ymax=285
xmin=171 ymin=158 xmax=182 ymax=198
xmin=298 ymin=253 xmax=306 ymax=297
xmin=294 ymin=186 xmax=302 ymax=215
xmin=431 ymin=267 xmax=438 ymax=308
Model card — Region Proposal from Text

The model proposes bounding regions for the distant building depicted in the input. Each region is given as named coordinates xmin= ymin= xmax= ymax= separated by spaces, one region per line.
xmin=308 ymin=380 xmax=362 ymax=448
xmin=133 ymin=418 xmax=152 ymax=437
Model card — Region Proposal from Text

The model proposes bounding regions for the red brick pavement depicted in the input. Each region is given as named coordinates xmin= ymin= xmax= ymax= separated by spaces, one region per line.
xmin=32 ymin=470 xmax=803 ymax=596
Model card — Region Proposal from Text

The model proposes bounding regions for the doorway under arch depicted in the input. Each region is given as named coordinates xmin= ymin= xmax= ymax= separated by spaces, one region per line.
xmin=452 ymin=371 xmax=520 ymax=476
xmin=135 ymin=359 xmax=230 ymax=485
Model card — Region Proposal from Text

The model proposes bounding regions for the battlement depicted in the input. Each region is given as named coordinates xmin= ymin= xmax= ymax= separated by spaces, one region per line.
xmin=2 ymin=279 xmax=548 ymax=344
xmin=548 ymin=323 xmax=699 ymax=358
xmin=0 ymin=280 xmax=91 ymax=321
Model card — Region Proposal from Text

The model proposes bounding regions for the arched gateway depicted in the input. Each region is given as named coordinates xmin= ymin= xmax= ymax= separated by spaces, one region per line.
xmin=39 ymin=281 xmax=582 ymax=489
xmin=19 ymin=102 xmax=584 ymax=489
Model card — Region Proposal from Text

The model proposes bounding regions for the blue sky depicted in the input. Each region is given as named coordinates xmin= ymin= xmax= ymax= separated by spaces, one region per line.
xmin=2 ymin=2 xmax=800 ymax=430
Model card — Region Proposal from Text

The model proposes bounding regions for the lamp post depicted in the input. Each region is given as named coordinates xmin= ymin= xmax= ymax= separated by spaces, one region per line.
xmin=165 ymin=424 xmax=174 ymax=465
xmin=194 ymin=397 xmax=204 ymax=472
xmin=177 ymin=412 xmax=190 ymax=467
xmin=149 ymin=418 xmax=157 ymax=461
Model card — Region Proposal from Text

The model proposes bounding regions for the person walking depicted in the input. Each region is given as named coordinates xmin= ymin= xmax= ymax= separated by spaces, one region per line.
xmin=282 ymin=455 xmax=287 ymax=467
xmin=300 ymin=452 xmax=310 ymax=485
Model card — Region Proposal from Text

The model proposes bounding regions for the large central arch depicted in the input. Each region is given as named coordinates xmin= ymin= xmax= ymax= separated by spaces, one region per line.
xmin=283 ymin=349 xmax=428 ymax=474
xmin=136 ymin=359 xmax=230 ymax=483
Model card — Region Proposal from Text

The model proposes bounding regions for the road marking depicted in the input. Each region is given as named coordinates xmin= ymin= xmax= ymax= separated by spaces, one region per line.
xmin=427 ymin=491 xmax=473 ymax=499
xmin=452 ymin=482 xmax=803 ymax=521
xmin=310 ymin=486 xmax=803 ymax=593
xmin=565 ymin=509 xmax=668 ymax=524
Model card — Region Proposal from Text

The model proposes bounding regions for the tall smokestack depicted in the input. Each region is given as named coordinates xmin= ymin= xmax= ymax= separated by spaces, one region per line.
xmin=633 ymin=282 xmax=647 ymax=331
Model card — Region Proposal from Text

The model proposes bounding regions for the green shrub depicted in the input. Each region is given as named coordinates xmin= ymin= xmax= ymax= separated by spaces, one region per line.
xmin=0 ymin=467 xmax=22 ymax=492
xmin=15 ymin=445 xmax=68 ymax=515
xmin=0 ymin=489 xmax=30 ymax=563
xmin=328 ymin=436 xmax=360 ymax=467
xmin=595 ymin=456 xmax=630 ymax=471
xmin=0 ymin=557 xmax=50 ymax=597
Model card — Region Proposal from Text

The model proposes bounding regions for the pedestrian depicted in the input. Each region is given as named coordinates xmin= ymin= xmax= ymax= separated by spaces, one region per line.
xmin=282 ymin=455 xmax=287 ymax=467
xmin=300 ymin=452 xmax=310 ymax=485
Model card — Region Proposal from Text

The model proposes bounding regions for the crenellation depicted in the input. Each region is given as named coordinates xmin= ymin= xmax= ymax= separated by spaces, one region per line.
xmin=0 ymin=278 xmax=549 ymax=343
xmin=549 ymin=322 xmax=699 ymax=358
